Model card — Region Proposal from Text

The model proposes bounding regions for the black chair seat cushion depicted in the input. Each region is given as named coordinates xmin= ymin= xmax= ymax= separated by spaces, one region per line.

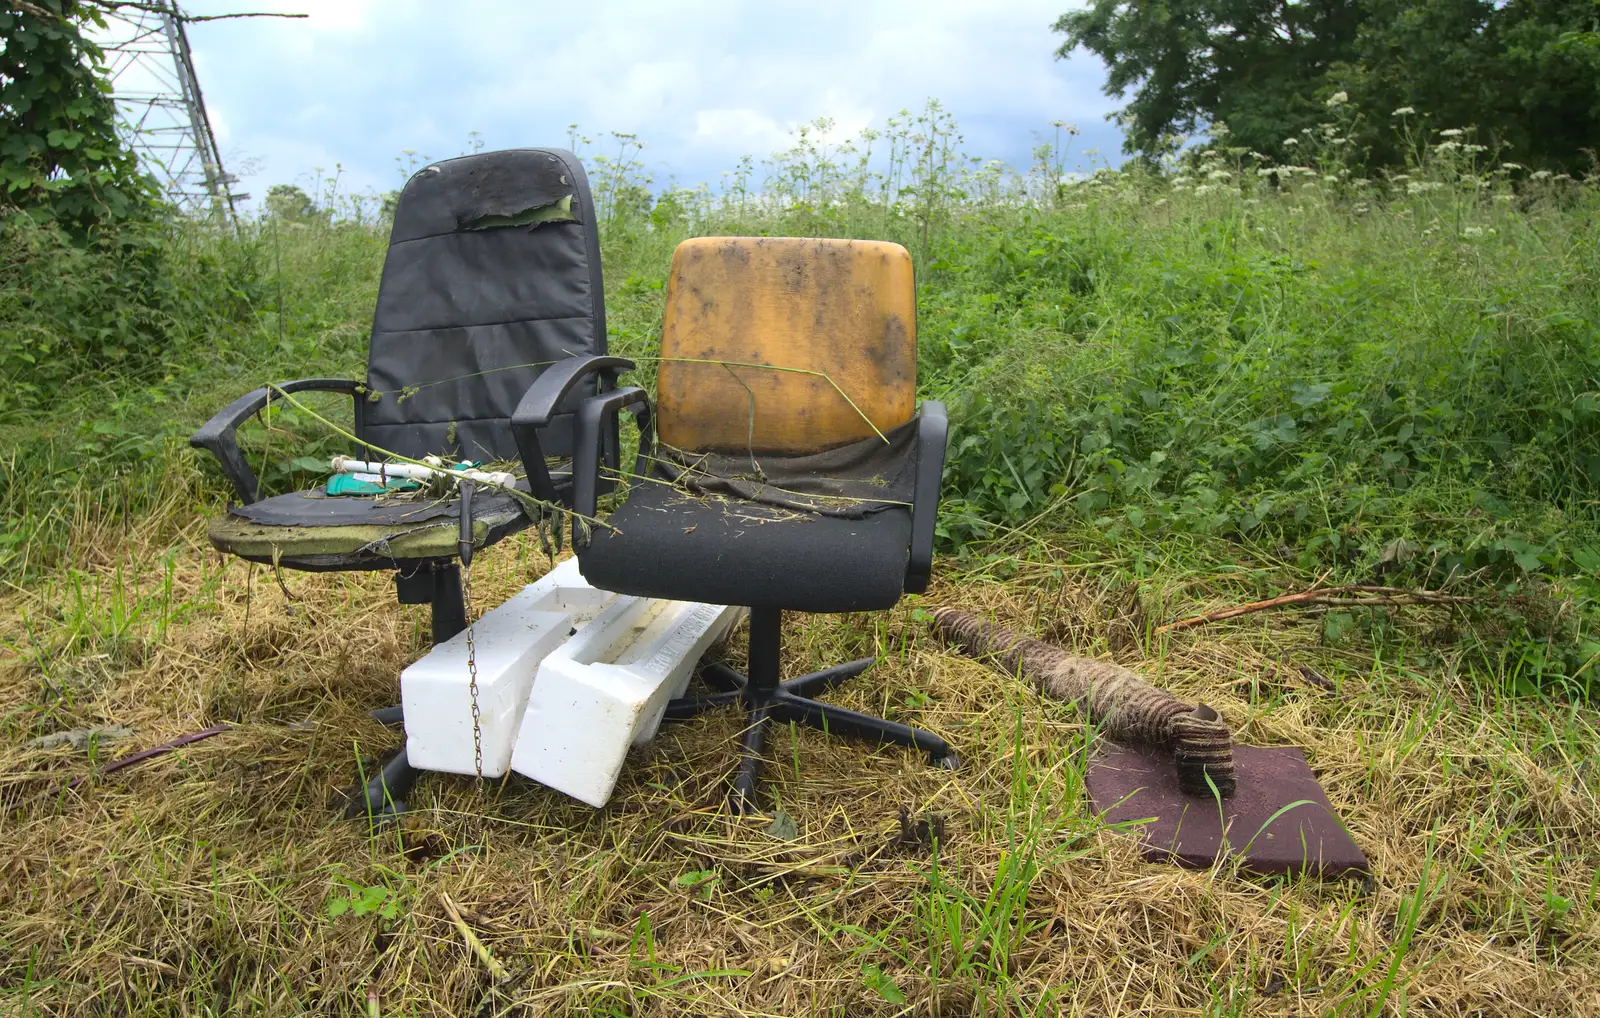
xmin=577 ymin=480 xmax=911 ymax=613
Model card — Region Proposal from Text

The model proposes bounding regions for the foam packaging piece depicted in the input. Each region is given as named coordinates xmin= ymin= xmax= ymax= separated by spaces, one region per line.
xmin=402 ymin=558 xmax=620 ymax=777
xmin=510 ymin=596 xmax=745 ymax=807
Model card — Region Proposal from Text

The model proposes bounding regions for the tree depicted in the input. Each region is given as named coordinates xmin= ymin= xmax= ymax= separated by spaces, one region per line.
xmin=1056 ymin=0 xmax=1600 ymax=173
xmin=0 ymin=0 xmax=156 ymax=231
xmin=263 ymin=183 xmax=321 ymax=222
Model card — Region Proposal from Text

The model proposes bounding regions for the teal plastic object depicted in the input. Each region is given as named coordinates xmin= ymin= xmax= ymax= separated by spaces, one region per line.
xmin=324 ymin=473 xmax=422 ymax=497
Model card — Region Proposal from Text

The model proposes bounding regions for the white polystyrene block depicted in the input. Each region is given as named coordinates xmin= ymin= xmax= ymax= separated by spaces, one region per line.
xmin=511 ymin=597 xmax=744 ymax=807
xmin=402 ymin=558 xmax=619 ymax=777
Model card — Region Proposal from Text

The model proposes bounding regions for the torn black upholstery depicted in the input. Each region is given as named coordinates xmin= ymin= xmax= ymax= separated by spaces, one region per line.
xmin=363 ymin=148 xmax=607 ymax=463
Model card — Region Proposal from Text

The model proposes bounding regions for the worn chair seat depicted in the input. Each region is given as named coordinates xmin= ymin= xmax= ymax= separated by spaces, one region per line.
xmin=207 ymin=484 xmax=535 ymax=571
xmin=578 ymin=479 xmax=912 ymax=613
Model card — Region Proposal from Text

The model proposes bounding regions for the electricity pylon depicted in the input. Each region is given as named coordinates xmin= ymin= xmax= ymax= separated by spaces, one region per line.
xmin=97 ymin=2 xmax=243 ymax=219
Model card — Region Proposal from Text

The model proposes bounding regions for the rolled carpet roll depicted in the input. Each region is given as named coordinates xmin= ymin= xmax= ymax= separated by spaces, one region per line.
xmin=929 ymin=607 xmax=1236 ymax=798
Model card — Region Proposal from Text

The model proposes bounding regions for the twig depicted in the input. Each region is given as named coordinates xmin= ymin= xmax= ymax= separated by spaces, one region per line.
xmin=184 ymin=11 xmax=309 ymax=21
xmin=63 ymin=724 xmax=234 ymax=791
xmin=440 ymin=892 xmax=511 ymax=983
xmin=657 ymin=356 xmax=890 ymax=443
xmin=1156 ymin=585 xmax=1475 ymax=634
xmin=78 ymin=1 xmax=307 ymax=20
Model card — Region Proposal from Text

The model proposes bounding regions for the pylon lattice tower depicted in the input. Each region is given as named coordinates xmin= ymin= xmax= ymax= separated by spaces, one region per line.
xmin=97 ymin=2 xmax=241 ymax=219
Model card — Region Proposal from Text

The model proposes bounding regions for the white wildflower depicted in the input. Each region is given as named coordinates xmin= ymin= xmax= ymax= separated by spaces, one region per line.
xmin=1435 ymin=140 xmax=1461 ymax=152
xmin=1153 ymin=198 xmax=1168 ymax=207
xmin=1530 ymin=170 xmax=1552 ymax=180
xmin=1194 ymin=184 xmax=1216 ymax=195
xmin=1422 ymin=225 xmax=1437 ymax=236
xmin=1494 ymin=194 xmax=1513 ymax=202
xmin=1464 ymin=144 xmax=1487 ymax=154
xmin=1324 ymin=175 xmax=1339 ymax=184
xmin=1501 ymin=162 xmax=1523 ymax=171
xmin=1392 ymin=106 xmax=1415 ymax=116
xmin=1207 ymin=169 xmax=1232 ymax=181
xmin=1245 ymin=198 xmax=1261 ymax=205
xmin=1462 ymin=226 xmax=1484 ymax=237
xmin=1283 ymin=137 xmax=1299 ymax=147
xmin=1326 ymin=91 xmax=1349 ymax=108
xmin=1407 ymin=181 xmax=1443 ymax=194
xmin=1439 ymin=128 xmax=1464 ymax=138
xmin=1392 ymin=173 xmax=1411 ymax=182
xmin=1249 ymin=151 xmax=1270 ymax=161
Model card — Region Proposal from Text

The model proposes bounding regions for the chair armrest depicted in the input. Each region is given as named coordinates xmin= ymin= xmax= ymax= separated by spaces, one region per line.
xmin=189 ymin=378 xmax=363 ymax=504
xmin=511 ymin=355 xmax=637 ymax=501
xmin=905 ymin=400 xmax=948 ymax=594
xmin=571 ymin=386 xmax=653 ymax=545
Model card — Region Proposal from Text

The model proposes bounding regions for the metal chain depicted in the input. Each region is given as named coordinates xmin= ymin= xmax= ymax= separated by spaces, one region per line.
xmin=462 ymin=559 xmax=483 ymax=781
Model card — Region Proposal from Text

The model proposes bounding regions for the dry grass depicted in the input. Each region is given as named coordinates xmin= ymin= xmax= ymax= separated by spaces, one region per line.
xmin=1 ymin=521 xmax=1597 ymax=1017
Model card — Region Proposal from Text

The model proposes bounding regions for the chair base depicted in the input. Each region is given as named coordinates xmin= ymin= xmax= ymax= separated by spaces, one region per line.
xmin=345 ymin=562 xmax=465 ymax=823
xmin=664 ymin=607 xmax=957 ymax=814
xmin=345 ymin=747 xmax=419 ymax=822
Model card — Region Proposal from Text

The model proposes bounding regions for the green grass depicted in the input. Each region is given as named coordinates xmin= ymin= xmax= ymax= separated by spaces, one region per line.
xmin=11 ymin=110 xmax=1595 ymax=684
xmin=0 ymin=107 xmax=1598 ymax=1015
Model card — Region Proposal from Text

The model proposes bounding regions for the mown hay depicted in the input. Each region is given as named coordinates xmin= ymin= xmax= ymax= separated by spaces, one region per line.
xmin=1 ymin=527 xmax=1596 ymax=1016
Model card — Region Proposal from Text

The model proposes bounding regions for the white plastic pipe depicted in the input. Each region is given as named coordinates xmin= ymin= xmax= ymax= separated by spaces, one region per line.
xmin=330 ymin=455 xmax=516 ymax=488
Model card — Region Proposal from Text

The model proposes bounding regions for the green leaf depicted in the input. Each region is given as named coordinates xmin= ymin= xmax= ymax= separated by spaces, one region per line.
xmin=765 ymin=810 xmax=799 ymax=841
xmin=862 ymin=964 xmax=906 ymax=1004
xmin=1572 ymin=547 xmax=1600 ymax=574
xmin=1323 ymin=611 xmax=1355 ymax=644
xmin=675 ymin=869 xmax=717 ymax=888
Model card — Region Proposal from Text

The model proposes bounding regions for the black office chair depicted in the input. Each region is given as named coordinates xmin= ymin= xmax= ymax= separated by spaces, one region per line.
xmin=512 ymin=236 xmax=955 ymax=813
xmin=190 ymin=148 xmax=623 ymax=814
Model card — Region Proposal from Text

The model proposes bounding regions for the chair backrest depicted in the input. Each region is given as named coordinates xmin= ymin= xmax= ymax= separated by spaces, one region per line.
xmin=360 ymin=148 xmax=605 ymax=463
xmin=656 ymin=237 xmax=917 ymax=455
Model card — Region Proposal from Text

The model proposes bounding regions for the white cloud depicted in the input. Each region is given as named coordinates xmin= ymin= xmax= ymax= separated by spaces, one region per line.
xmin=173 ymin=0 xmax=1116 ymax=211
xmin=694 ymin=109 xmax=789 ymax=154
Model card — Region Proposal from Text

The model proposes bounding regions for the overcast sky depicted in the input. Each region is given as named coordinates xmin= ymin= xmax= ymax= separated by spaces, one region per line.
xmin=120 ymin=1 xmax=1119 ymax=211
